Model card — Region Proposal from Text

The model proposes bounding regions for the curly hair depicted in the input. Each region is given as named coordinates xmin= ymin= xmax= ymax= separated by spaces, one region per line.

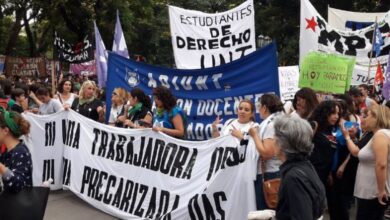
xmin=131 ymin=88 xmax=152 ymax=110
xmin=292 ymin=87 xmax=319 ymax=118
xmin=309 ymin=100 xmax=339 ymax=132
xmin=153 ymin=86 xmax=177 ymax=111
xmin=57 ymin=80 xmax=74 ymax=93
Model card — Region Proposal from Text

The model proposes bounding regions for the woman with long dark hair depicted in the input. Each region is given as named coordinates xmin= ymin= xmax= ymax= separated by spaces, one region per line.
xmin=292 ymin=87 xmax=319 ymax=119
xmin=117 ymin=88 xmax=152 ymax=128
xmin=309 ymin=100 xmax=340 ymax=186
xmin=55 ymin=79 xmax=78 ymax=107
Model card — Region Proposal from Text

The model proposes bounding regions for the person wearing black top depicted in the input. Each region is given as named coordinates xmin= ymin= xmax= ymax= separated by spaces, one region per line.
xmin=308 ymin=101 xmax=341 ymax=220
xmin=71 ymin=80 xmax=104 ymax=122
xmin=0 ymin=108 xmax=32 ymax=193
xmin=118 ymin=88 xmax=152 ymax=128
xmin=10 ymin=88 xmax=25 ymax=113
xmin=309 ymin=101 xmax=340 ymax=186
xmin=275 ymin=114 xmax=326 ymax=220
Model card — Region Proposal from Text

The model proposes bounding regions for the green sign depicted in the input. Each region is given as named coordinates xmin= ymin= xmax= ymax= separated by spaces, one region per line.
xmin=299 ymin=52 xmax=355 ymax=94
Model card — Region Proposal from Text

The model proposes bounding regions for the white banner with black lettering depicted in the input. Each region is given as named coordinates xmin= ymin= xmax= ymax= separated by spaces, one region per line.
xmin=23 ymin=110 xmax=258 ymax=219
xmin=300 ymin=0 xmax=390 ymax=85
xmin=169 ymin=0 xmax=256 ymax=69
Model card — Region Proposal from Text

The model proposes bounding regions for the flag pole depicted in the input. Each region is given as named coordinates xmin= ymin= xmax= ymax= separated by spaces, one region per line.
xmin=367 ymin=17 xmax=378 ymax=83
xmin=51 ymin=60 xmax=56 ymax=97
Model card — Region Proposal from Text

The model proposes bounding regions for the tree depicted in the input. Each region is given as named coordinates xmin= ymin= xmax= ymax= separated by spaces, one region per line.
xmin=0 ymin=0 xmax=388 ymax=66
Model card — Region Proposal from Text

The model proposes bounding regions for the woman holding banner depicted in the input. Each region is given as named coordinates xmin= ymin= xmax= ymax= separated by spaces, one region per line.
xmin=0 ymin=108 xmax=32 ymax=193
xmin=152 ymin=86 xmax=186 ymax=139
xmin=248 ymin=94 xmax=283 ymax=210
xmin=212 ymin=99 xmax=258 ymax=141
xmin=117 ymin=88 xmax=153 ymax=128
xmin=108 ymin=88 xmax=128 ymax=127
xmin=71 ymin=80 xmax=104 ymax=122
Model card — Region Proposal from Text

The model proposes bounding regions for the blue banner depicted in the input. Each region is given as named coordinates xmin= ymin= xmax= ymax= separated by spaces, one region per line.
xmin=106 ymin=42 xmax=279 ymax=140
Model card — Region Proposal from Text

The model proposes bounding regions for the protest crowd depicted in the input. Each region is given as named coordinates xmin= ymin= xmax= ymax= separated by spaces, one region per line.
xmin=1 ymin=72 xmax=390 ymax=220
xmin=1 ymin=0 xmax=390 ymax=220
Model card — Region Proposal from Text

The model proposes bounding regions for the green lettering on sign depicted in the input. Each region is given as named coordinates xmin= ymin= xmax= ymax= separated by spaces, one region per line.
xmin=299 ymin=52 xmax=355 ymax=94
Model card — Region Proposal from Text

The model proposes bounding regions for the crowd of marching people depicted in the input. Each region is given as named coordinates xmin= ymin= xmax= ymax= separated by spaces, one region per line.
xmin=1 ymin=73 xmax=390 ymax=220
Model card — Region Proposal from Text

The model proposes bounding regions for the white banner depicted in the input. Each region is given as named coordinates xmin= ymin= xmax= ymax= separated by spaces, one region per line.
xmin=328 ymin=6 xmax=386 ymax=31
xmin=278 ymin=66 xmax=300 ymax=102
xmin=169 ymin=0 xmax=256 ymax=69
xmin=23 ymin=110 xmax=257 ymax=219
xmin=300 ymin=0 xmax=390 ymax=85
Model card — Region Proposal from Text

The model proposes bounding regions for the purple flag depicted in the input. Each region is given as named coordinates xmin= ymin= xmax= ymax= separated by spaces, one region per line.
xmin=382 ymin=51 xmax=390 ymax=100
xmin=112 ymin=10 xmax=129 ymax=58
xmin=94 ymin=21 xmax=108 ymax=88
xmin=70 ymin=60 xmax=96 ymax=76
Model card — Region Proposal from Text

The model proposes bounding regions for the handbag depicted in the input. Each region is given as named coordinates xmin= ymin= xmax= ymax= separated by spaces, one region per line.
xmin=261 ymin=158 xmax=281 ymax=209
xmin=0 ymin=186 xmax=50 ymax=220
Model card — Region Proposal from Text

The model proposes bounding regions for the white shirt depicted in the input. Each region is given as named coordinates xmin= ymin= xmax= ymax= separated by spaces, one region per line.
xmin=257 ymin=112 xmax=283 ymax=174
xmin=354 ymin=129 xmax=390 ymax=199
xmin=108 ymin=105 xmax=124 ymax=124
xmin=57 ymin=93 xmax=77 ymax=106
xmin=221 ymin=118 xmax=259 ymax=137
xmin=38 ymin=99 xmax=63 ymax=115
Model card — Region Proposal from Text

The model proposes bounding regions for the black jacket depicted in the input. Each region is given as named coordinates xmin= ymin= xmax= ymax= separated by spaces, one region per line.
xmin=309 ymin=131 xmax=336 ymax=186
xmin=276 ymin=158 xmax=326 ymax=220
xmin=71 ymin=98 xmax=103 ymax=122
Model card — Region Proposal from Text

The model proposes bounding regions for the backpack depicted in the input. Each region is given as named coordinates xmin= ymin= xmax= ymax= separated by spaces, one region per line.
xmin=169 ymin=107 xmax=188 ymax=140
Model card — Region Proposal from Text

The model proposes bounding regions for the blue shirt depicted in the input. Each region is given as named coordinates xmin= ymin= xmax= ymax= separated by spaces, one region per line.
xmin=153 ymin=106 xmax=182 ymax=129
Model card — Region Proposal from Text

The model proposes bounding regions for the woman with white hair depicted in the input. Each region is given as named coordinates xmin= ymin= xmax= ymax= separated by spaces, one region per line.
xmin=248 ymin=114 xmax=326 ymax=220
xmin=70 ymin=80 xmax=104 ymax=122
xmin=277 ymin=114 xmax=326 ymax=220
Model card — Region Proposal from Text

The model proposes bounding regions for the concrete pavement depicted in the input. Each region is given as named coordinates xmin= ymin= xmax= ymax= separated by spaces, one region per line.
xmin=44 ymin=190 xmax=116 ymax=220
xmin=43 ymin=190 xmax=358 ymax=220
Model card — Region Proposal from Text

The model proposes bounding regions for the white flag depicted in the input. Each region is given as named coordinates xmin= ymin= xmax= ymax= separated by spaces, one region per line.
xmin=112 ymin=10 xmax=129 ymax=59
xmin=300 ymin=0 xmax=390 ymax=85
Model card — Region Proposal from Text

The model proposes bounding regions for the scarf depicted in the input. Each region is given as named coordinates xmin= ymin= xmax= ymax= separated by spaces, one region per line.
xmin=78 ymin=97 xmax=95 ymax=105
xmin=156 ymin=107 xmax=165 ymax=118
xmin=128 ymin=103 xmax=143 ymax=116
